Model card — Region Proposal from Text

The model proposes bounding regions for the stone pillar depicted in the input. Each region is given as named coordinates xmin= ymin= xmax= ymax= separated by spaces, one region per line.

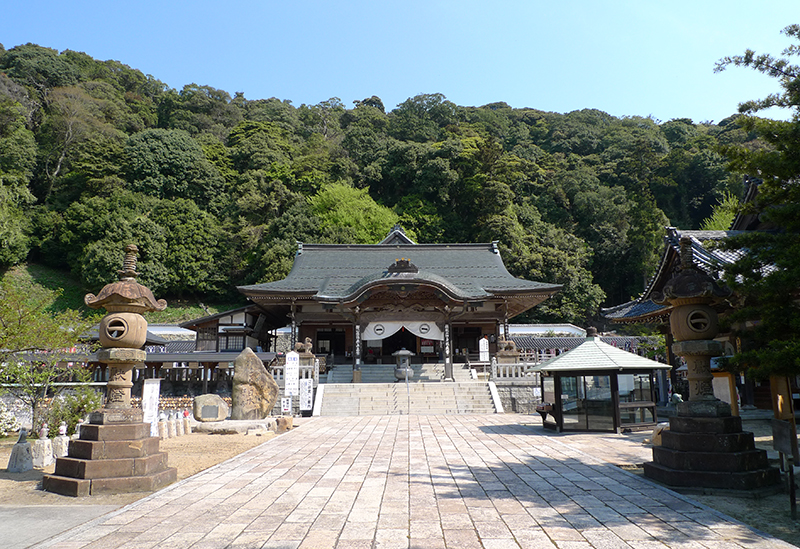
xmin=353 ymin=307 xmax=362 ymax=383
xmin=290 ymin=302 xmax=297 ymax=350
xmin=443 ymin=322 xmax=453 ymax=382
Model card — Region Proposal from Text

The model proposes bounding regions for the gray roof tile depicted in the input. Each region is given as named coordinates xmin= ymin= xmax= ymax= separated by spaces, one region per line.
xmin=239 ymin=243 xmax=560 ymax=301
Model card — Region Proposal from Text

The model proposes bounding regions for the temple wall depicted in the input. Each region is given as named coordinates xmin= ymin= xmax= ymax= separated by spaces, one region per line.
xmin=493 ymin=380 xmax=542 ymax=414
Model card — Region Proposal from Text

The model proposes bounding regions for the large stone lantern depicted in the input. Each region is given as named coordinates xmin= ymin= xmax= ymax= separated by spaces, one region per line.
xmin=85 ymin=244 xmax=167 ymax=420
xmin=654 ymin=237 xmax=732 ymax=417
xmin=643 ymin=237 xmax=779 ymax=491
xmin=43 ymin=244 xmax=176 ymax=496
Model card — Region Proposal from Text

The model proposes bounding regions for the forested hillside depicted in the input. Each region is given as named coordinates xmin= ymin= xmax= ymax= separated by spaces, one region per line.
xmin=0 ymin=43 xmax=757 ymax=323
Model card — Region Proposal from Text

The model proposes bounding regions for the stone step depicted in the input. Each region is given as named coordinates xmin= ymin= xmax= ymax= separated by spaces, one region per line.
xmin=325 ymin=363 xmax=474 ymax=384
xmin=318 ymin=380 xmax=496 ymax=416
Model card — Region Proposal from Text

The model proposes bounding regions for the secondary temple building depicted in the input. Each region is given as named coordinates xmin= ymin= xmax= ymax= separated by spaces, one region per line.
xmin=235 ymin=227 xmax=561 ymax=380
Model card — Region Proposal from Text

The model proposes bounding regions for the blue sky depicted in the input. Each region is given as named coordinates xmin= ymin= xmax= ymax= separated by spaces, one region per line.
xmin=2 ymin=1 xmax=796 ymax=123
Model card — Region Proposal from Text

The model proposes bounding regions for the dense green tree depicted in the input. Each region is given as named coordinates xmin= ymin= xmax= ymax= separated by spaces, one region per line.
xmin=308 ymin=183 xmax=400 ymax=244
xmin=0 ymin=44 xmax=80 ymax=95
xmin=715 ymin=24 xmax=800 ymax=378
xmin=388 ymin=93 xmax=461 ymax=142
xmin=36 ymin=86 xmax=121 ymax=201
xmin=50 ymin=189 xmax=224 ymax=296
xmin=0 ymin=41 xmax=768 ymax=319
xmin=227 ymin=120 xmax=298 ymax=173
xmin=298 ymin=97 xmax=345 ymax=139
xmin=223 ymin=170 xmax=318 ymax=285
xmin=699 ymin=191 xmax=740 ymax=230
xmin=0 ymin=94 xmax=37 ymax=266
xmin=122 ymin=128 xmax=225 ymax=209
xmin=158 ymin=84 xmax=242 ymax=139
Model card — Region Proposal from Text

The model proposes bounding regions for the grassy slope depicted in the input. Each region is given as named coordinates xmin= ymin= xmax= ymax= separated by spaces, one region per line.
xmin=3 ymin=263 xmax=245 ymax=324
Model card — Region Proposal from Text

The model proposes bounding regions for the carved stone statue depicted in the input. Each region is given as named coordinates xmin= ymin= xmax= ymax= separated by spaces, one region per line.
xmin=496 ymin=335 xmax=520 ymax=364
xmin=295 ymin=337 xmax=313 ymax=355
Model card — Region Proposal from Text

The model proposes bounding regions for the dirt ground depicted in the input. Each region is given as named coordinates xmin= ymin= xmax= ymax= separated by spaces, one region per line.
xmin=1 ymin=420 xmax=800 ymax=547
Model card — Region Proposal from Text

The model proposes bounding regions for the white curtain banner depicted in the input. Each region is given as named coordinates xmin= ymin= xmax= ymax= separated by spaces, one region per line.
xmin=362 ymin=322 xmax=403 ymax=341
xmin=362 ymin=321 xmax=443 ymax=341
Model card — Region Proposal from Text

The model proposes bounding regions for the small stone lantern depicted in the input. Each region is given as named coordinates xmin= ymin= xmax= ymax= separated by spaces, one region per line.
xmin=393 ymin=348 xmax=414 ymax=381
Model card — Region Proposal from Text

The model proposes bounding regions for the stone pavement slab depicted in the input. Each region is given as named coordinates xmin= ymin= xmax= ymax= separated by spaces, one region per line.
xmin=34 ymin=415 xmax=794 ymax=548
xmin=1 ymin=504 xmax=120 ymax=549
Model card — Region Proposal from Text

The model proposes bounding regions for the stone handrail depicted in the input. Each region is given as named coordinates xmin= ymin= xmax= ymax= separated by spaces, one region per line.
xmin=270 ymin=364 xmax=319 ymax=387
xmin=493 ymin=363 xmax=540 ymax=380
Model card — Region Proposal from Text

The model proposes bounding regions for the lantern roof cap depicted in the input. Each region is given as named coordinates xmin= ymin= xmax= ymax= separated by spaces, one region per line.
xmin=84 ymin=244 xmax=167 ymax=314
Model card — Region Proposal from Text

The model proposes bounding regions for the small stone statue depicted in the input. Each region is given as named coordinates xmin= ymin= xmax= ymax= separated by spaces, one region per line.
xmin=53 ymin=422 xmax=71 ymax=458
xmin=7 ymin=428 xmax=33 ymax=473
xmin=32 ymin=425 xmax=54 ymax=468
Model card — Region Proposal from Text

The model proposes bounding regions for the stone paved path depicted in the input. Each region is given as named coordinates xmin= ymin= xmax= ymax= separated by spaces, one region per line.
xmin=37 ymin=415 xmax=793 ymax=548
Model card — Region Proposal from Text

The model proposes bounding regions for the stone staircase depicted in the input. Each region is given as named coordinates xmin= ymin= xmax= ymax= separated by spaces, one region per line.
xmin=325 ymin=362 xmax=473 ymax=384
xmin=317 ymin=381 xmax=497 ymax=416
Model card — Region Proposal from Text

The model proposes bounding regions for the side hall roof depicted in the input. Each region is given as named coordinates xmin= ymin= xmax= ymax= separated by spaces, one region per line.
xmin=602 ymin=227 xmax=742 ymax=324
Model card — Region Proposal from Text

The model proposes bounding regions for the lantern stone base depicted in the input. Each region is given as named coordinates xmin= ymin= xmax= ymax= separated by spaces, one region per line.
xmin=643 ymin=415 xmax=780 ymax=491
xmin=89 ymin=407 xmax=144 ymax=425
xmin=42 ymin=421 xmax=176 ymax=497
xmin=676 ymin=399 xmax=732 ymax=418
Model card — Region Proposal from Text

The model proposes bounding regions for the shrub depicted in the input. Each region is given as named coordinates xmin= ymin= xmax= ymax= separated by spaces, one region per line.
xmin=0 ymin=400 xmax=21 ymax=437
xmin=46 ymin=386 xmax=103 ymax=437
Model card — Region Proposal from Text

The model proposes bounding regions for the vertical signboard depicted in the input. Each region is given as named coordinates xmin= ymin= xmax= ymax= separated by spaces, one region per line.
xmin=285 ymin=351 xmax=300 ymax=396
xmin=300 ymin=378 xmax=313 ymax=411
xmin=141 ymin=378 xmax=161 ymax=437
xmin=479 ymin=337 xmax=489 ymax=362
xmin=281 ymin=397 xmax=292 ymax=414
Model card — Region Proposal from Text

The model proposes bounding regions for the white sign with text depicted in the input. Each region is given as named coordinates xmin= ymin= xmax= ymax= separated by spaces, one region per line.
xmin=141 ymin=378 xmax=161 ymax=437
xmin=284 ymin=351 xmax=300 ymax=396
xmin=479 ymin=337 xmax=490 ymax=362
xmin=300 ymin=378 xmax=313 ymax=411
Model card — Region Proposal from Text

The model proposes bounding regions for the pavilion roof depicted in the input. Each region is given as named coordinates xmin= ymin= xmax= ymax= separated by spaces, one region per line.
xmin=538 ymin=335 xmax=670 ymax=373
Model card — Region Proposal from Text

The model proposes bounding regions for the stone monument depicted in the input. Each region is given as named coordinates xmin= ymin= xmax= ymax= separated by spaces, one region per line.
xmin=43 ymin=244 xmax=177 ymax=496
xmin=231 ymin=347 xmax=279 ymax=420
xmin=643 ymin=237 xmax=780 ymax=490
xmin=193 ymin=393 xmax=229 ymax=422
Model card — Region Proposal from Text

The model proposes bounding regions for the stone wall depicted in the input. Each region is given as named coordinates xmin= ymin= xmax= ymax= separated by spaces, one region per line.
xmin=493 ymin=381 xmax=541 ymax=414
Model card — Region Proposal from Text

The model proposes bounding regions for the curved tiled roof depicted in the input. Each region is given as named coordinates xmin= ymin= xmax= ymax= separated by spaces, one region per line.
xmin=602 ymin=227 xmax=741 ymax=324
xmin=602 ymin=299 xmax=667 ymax=322
xmin=239 ymin=242 xmax=561 ymax=302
